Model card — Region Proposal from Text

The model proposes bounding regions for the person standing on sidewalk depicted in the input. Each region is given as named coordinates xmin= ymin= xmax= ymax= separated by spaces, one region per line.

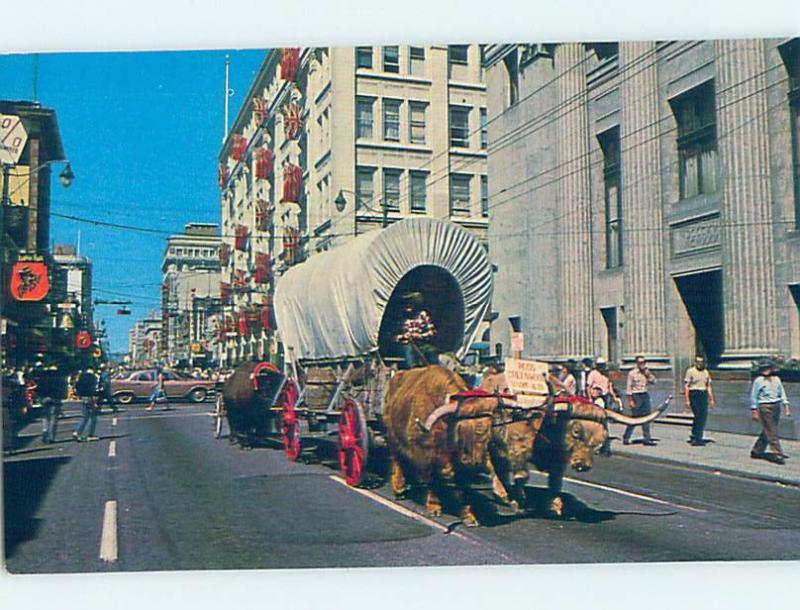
xmin=623 ymin=355 xmax=657 ymax=446
xmin=73 ymin=368 xmax=100 ymax=442
xmin=750 ymin=360 xmax=791 ymax=465
xmin=587 ymin=358 xmax=621 ymax=456
xmin=684 ymin=355 xmax=716 ymax=446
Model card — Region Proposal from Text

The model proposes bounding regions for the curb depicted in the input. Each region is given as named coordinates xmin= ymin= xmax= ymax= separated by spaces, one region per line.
xmin=612 ymin=448 xmax=800 ymax=488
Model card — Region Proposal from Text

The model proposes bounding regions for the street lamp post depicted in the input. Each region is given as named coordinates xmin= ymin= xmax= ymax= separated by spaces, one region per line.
xmin=334 ymin=188 xmax=389 ymax=228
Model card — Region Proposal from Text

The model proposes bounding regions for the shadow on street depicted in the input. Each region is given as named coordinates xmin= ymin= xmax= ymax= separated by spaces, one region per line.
xmin=3 ymin=455 xmax=71 ymax=558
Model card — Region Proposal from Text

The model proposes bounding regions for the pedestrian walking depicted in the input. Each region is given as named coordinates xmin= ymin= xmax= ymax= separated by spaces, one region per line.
xmin=750 ymin=360 xmax=791 ymax=465
xmin=587 ymin=358 xmax=620 ymax=456
xmin=147 ymin=368 xmax=169 ymax=411
xmin=684 ymin=355 xmax=716 ymax=446
xmin=97 ymin=364 xmax=117 ymax=413
xmin=623 ymin=355 xmax=657 ymax=446
xmin=36 ymin=365 xmax=68 ymax=443
xmin=73 ymin=368 xmax=100 ymax=442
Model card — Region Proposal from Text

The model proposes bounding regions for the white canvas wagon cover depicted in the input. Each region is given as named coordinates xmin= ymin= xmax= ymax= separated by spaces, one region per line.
xmin=274 ymin=218 xmax=493 ymax=361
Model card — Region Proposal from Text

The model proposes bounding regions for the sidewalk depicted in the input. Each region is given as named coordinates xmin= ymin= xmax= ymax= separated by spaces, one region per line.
xmin=609 ymin=422 xmax=800 ymax=486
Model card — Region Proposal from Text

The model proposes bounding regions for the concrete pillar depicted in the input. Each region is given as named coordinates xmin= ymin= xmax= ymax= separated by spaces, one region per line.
xmin=555 ymin=43 xmax=594 ymax=358
xmin=619 ymin=41 xmax=668 ymax=362
xmin=715 ymin=39 xmax=777 ymax=365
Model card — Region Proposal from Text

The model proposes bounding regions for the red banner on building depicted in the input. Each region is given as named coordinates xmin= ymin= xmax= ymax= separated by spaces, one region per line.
xmin=280 ymin=48 xmax=301 ymax=81
xmin=233 ymin=269 xmax=248 ymax=289
xmin=252 ymin=96 xmax=269 ymax=124
xmin=217 ymin=163 xmax=229 ymax=189
xmin=231 ymin=134 xmax=248 ymax=161
xmin=234 ymin=224 xmax=250 ymax=251
xmin=220 ymin=282 xmax=232 ymax=305
xmin=219 ymin=242 xmax=231 ymax=267
xmin=282 ymin=101 xmax=303 ymax=141
xmin=254 ymin=252 xmax=271 ymax=284
xmin=9 ymin=260 xmax=49 ymax=301
xmin=255 ymin=148 xmax=273 ymax=180
xmin=282 ymin=227 xmax=302 ymax=266
xmin=281 ymin=163 xmax=303 ymax=203
xmin=255 ymin=199 xmax=270 ymax=232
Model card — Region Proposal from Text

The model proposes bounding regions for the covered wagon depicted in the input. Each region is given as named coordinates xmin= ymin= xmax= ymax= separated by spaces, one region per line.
xmin=274 ymin=217 xmax=494 ymax=485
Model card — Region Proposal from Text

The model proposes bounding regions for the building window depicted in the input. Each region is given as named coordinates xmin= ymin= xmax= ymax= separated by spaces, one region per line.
xmin=480 ymin=108 xmax=488 ymax=149
xmin=383 ymin=99 xmax=401 ymax=141
xmin=409 ymin=46 xmax=425 ymax=77
xmin=410 ymin=171 xmax=427 ymax=212
xmin=356 ymin=46 xmax=372 ymax=69
xmin=355 ymin=167 xmax=374 ymax=209
xmin=449 ymin=45 xmax=469 ymax=65
xmin=450 ymin=174 xmax=471 ymax=215
xmin=450 ymin=106 xmax=470 ymax=148
xmin=383 ymin=169 xmax=402 ymax=212
xmin=383 ymin=46 xmax=399 ymax=73
xmin=598 ymin=127 xmax=623 ymax=269
xmin=481 ymin=175 xmax=489 ymax=217
xmin=503 ymin=52 xmax=519 ymax=107
xmin=781 ymin=39 xmax=800 ymax=228
xmin=671 ymin=81 xmax=718 ymax=200
xmin=356 ymin=97 xmax=373 ymax=140
xmin=409 ymin=102 xmax=427 ymax=144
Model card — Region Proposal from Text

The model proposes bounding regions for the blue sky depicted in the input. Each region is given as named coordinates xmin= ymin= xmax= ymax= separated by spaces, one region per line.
xmin=1 ymin=49 xmax=266 ymax=352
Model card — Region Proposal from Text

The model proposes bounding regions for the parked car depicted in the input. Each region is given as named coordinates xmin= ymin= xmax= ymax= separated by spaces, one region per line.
xmin=110 ymin=369 xmax=216 ymax=404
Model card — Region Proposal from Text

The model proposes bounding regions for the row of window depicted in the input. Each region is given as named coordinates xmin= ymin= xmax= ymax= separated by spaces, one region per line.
xmin=355 ymin=97 xmax=488 ymax=149
xmin=355 ymin=45 xmax=473 ymax=77
xmin=169 ymin=246 xmax=218 ymax=258
xmin=355 ymin=166 xmax=489 ymax=217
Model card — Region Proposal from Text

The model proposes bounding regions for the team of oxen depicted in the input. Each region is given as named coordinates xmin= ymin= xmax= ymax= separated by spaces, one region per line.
xmin=220 ymin=360 xmax=665 ymax=526
xmin=383 ymin=364 xmax=665 ymax=525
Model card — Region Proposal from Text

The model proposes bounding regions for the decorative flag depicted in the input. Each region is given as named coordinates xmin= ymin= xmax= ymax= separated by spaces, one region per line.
xmin=281 ymin=163 xmax=303 ymax=203
xmin=252 ymin=96 xmax=269 ymax=124
xmin=234 ymin=224 xmax=250 ymax=251
xmin=254 ymin=252 xmax=271 ymax=284
xmin=281 ymin=101 xmax=303 ymax=141
xmin=220 ymin=282 xmax=232 ymax=305
xmin=255 ymin=148 xmax=273 ymax=180
xmin=217 ymin=163 xmax=229 ymax=189
xmin=255 ymin=199 xmax=270 ymax=231
xmin=219 ymin=243 xmax=231 ymax=267
xmin=280 ymin=48 xmax=301 ymax=81
xmin=231 ymin=134 xmax=248 ymax=161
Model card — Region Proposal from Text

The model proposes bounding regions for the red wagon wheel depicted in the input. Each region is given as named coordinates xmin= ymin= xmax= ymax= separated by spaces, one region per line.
xmin=338 ymin=398 xmax=369 ymax=486
xmin=280 ymin=379 xmax=301 ymax=461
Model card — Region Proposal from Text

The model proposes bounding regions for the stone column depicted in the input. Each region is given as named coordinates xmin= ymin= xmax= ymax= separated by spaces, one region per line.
xmin=619 ymin=41 xmax=668 ymax=362
xmin=555 ymin=43 xmax=594 ymax=358
xmin=715 ymin=39 xmax=777 ymax=365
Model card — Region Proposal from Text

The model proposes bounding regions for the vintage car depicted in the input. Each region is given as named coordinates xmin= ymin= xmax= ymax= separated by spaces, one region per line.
xmin=110 ymin=369 xmax=216 ymax=404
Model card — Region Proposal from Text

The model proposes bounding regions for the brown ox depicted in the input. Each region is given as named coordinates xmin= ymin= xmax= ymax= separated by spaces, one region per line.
xmin=222 ymin=361 xmax=283 ymax=446
xmin=384 ymin=366 xmax=665 ymax=523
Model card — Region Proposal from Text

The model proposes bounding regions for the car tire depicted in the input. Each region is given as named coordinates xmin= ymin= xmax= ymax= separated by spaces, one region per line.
xmin=115 ymin=392 xmax=134 ymax=405
xmin=190 ymin=388 xmax=207 ymax=403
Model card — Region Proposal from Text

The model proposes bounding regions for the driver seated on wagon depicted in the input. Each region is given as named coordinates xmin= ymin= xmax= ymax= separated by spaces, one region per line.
xmin=395 ymin=291 xmax=439 ymax=370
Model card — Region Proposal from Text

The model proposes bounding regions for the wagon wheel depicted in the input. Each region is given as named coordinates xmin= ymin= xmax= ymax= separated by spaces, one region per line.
xmin=213 ymin=394 xmax=226 ymax=439
xmin=280 ymin=379 xmax=302 ymax=461
xmin=338 ymin=397 xmax=369 ymax=486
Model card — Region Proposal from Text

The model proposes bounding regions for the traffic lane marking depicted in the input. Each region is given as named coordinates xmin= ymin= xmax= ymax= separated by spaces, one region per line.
xmin=112 ymin=416 xmax=117 ymax=426
xmin=108 ymin=440 xmax=116 ymax=458
xmin=99 ymin=500 xmax=118 ymax=562
xmin=529 ymin=470 xmax=706 ymax=513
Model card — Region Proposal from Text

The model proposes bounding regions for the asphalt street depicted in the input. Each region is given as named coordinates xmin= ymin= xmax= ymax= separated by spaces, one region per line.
xmin=4 ymin=401 xmax=800 ymax=573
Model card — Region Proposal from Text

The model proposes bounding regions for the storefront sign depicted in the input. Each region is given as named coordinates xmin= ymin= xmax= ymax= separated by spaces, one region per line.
xmin=0 ymin=114 xmax=28 ymax=165
xmin=9 ymin=259 xmax=50 ymax=301
xmin=76 ymin=331 xmax=92 ymax=349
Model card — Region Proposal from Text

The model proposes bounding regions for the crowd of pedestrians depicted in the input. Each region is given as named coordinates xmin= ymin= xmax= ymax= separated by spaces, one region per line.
xmin=548 ymin=355 xmax=792 ymax=466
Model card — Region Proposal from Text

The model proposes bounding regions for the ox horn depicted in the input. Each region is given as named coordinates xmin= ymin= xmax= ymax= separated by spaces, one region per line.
xmin=605 ymin=395 xmax=673 ymax=426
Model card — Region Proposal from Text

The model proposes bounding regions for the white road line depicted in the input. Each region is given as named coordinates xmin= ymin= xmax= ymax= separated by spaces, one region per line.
xmin=530 ymin=470 xmax=706 ymax=513
xmin=329 ymin=475 xmax=473 ymax=541
xmin=111 ymin=417 xmax=117 ymax=426
xmin=99 ymin=500 xmax=118 ymax=563
xmin=108 ymin=440 xmax=116 ymax=458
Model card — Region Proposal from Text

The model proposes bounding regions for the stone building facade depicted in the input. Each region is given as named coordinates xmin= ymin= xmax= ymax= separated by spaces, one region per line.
xmin=161 ymin=223 xmax=221 ymax=366
xmin=484 ymin=39 xmax=800 ymax=373
xmin=217 ymin=45 xmax=488 ymax=367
